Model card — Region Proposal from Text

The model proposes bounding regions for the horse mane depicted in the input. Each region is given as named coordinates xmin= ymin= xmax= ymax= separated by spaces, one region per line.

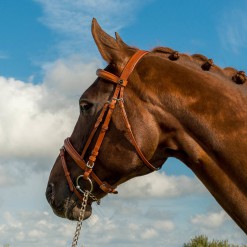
xmin=152 ymin=47 xmax=246 ymax=85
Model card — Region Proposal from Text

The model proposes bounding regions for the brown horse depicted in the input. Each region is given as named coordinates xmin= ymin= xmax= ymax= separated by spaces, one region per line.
xmin=46 ymin=18 xmax=247 ymax=234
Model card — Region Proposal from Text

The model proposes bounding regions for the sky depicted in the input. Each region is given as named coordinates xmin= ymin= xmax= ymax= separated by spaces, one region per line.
xmin=0 ymin=0 xmax=247 ymax=246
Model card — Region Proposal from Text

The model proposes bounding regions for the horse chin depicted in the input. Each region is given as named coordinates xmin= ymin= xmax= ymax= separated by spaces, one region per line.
xmin=64 ymin=199 xmax=92 ymax=221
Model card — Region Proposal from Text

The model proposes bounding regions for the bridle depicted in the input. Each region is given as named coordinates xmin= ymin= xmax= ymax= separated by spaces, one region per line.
xmin=60 ymin=50 xmax=159 ymax=201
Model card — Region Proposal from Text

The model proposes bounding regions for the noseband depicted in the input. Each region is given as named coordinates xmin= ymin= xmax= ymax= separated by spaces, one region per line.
xmin=60 ymin=50 xmax=159 ymax=201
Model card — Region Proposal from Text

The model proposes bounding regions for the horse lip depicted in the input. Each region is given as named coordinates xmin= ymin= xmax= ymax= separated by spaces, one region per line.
xmin=65 ymin=198 xmax=92 ymax=221
xmin=46 ymin=183 xmax=55 ymax=206
xmin=64 ymin=197 xmax=77 ymax=219
xmin=66 ymin=205 xmax=92 ymax=221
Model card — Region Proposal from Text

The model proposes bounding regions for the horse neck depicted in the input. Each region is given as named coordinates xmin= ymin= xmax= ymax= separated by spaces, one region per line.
xmin=141 ymin=57 xmax=247 ymax=232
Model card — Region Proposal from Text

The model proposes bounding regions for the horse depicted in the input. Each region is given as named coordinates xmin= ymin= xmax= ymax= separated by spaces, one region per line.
xmin=46 ymin=18 xmax=247 ymax=234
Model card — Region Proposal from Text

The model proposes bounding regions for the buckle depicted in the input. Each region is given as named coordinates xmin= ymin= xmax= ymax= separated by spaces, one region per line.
xmin=86 ymin=161 xmax=94 ymax=169
xmin=100 ymin=182 xmax=118 ymax=194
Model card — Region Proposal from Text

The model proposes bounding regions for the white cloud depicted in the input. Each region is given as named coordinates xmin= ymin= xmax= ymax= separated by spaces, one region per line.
xmin=26 ymin=173 xmax=241 ymax=247
xmin=0 ymin=56 xmax=101 ymax=189
xmin=3 ymin=212 xmax=22 ymax=229
xmin=0 ymin=76 xmax=74 ymax=160
xmin=35 ymin=0 xmax=144 ymax=55
xmin=16 ymin=231 xmax=25 ymax=241
xmin=191 ymin=210 xmax=229 ymax=228
xmin=118 ymin=171 xmax=206 ymax=199
xmin=0 ymin=211 xmax=71 ymax=246
xmin=218 ymin=4 xmax=247 ymax=53
xmin=36 ymin=0 xmax=137 ymax=33
xmin=0 ymin=200 xmax=246 ymax=247
xmin=0 ymin=56 xmax=100 ymax=162
xmin=141 ymin=228 xmax=158 ymax=239
xmin=189 ymin=209 xmax=247 ymax=244
xmin=28 ymin=229 xmax=46 ymax=239
xmin=42 ymin=55 xmax=101 ymax=97
xmin=154 ymin=220 xmax=175 ymax=231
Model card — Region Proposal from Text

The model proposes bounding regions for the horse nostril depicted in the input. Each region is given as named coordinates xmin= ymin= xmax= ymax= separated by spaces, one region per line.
xmin=46 ymin=183 xmax=55 ymax=205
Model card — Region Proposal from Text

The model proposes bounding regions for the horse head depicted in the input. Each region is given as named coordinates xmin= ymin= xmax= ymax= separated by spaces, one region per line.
xmin=46 ymin=19 xmax=167 ymax=220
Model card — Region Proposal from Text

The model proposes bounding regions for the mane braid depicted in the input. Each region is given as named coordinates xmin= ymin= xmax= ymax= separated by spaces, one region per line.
xmin=152 ymin=46 xmax=246 ymax=84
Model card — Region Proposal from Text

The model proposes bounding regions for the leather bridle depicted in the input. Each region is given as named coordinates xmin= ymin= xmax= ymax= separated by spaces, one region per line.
xmin=60 ymin=50 xmax=159 ymax=201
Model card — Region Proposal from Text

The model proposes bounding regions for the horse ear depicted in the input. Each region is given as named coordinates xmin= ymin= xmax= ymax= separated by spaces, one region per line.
xmin=91 ymin=18 xmax=133 ymax=70
xmin=115 ymin=32 xmax=128 ymax=47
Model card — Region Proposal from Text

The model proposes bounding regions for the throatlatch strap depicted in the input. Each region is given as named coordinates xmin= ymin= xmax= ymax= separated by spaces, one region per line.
xmin=61 ymin=49 xmax=159 ymax=200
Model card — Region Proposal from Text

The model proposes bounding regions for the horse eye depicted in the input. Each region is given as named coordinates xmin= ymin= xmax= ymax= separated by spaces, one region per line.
xmin=80 ymin=101 xmax=93 ymax=113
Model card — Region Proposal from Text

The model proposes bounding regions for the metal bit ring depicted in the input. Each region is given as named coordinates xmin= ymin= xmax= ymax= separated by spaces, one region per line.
xmin=76 ymin=175 xmax=93 ymax=193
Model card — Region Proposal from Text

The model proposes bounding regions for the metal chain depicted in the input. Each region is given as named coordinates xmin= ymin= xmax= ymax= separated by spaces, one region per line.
xmin=71 ymin=190 xmax=89 ymax=247
xmin=89 ymin=192 xmax=100 ymax=205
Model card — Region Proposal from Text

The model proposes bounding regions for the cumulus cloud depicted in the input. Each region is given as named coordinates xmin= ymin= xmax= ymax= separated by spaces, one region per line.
xmin=0 ymin=76 xmax=74 ymax=160
xmin=0 ymin=211 xmax=72 ymax=246
xmin=141 ymin=228 xmax=158 ymax=239
xmin=189 ymin=210 xmax=247 ymax=244
xmin=1 ymin=203 xmax=246 ymax=247
xmin=153 ymin=220 xmax=175 ymax=231
xmin=0 ymin=57 xmax=100 ymax=161
xmin=42 ymin=55 xmax=101 ymax=98
xmin=0 ymin=56 xmax=101 ymax=189
xmin=118 ymin=171 xmax=206 ymax=199
xmin=191 ymin=210 xmax=229 ymax=228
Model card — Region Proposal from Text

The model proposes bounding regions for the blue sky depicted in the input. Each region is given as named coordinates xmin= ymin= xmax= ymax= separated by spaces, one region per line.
xmin=1 ymin=0 xmax=246 ymax=82
xmin=0 ymin=0 xmax=247 ymax=246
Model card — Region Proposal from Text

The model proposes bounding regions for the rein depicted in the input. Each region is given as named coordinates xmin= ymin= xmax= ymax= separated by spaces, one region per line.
xmin=60 ymin=50 xmax=159 ymax=202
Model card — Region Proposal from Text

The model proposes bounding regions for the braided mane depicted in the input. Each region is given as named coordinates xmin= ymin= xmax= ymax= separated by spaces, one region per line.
xmin=152 ymin=47 xmax=246 ymax=85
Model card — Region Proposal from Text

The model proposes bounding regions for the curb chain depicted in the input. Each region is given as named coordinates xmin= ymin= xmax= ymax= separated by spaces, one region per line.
xmin=71 ymin=190 xmax=89 ymax=247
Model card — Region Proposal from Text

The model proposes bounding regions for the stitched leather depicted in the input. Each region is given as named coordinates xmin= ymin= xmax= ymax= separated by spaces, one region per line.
xmin=96 ymin=69 xmax=127 ymax=86
xmin=118 ymin=97 xmax=158 ymax=171
xmin=64 ymin=138 xmax=117 ymax=194
xmin=81 ymin=102 xmax=109 ymax=158
xmin=60 ymin=50 xmax=159 ymax=201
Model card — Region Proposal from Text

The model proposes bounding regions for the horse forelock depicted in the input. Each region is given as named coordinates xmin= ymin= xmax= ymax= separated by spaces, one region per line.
xmin=152 ymin=47 xmax=246 ymax=85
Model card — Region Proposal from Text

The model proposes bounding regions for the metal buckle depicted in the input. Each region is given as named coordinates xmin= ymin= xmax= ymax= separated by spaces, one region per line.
xmin=118 ymin=79 xmax=124 ymax=85
xmin=86 ymin=161 xmax=94 ymax=169
xmin=107 ymin=97 xmax=124 ymax=104
xmin=76 ymin=175 xmax=93 ymax=193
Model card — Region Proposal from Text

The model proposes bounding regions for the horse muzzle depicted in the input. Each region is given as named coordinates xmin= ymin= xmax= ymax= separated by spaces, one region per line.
xmin=46 ymin=182 xmax=92 ymax=221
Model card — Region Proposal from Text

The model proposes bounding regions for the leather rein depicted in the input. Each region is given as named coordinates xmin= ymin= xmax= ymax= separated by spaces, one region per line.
xmin=60 ymin=50 xmax=159 ymax=201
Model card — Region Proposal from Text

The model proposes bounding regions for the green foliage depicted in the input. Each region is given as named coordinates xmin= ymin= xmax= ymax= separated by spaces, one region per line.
xmin=184 ymin=235 xmax=247 ymax=247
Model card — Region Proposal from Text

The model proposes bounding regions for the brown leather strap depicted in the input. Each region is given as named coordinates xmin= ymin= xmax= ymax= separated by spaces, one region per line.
xmin=64 ymin=138 xmax=87 ymax=171
xmin=61 ymin=50 xmax=153 ymax=200
xmin=96 ymin=50 xmax=158 ymax=171
xmin=60 ymin=148 xmax=74 ymax=192
xmin=81 ymin=102 xmax=109 ymax=159
xmin=118 ymin=97 xmax=158 ymax=171
xmin=86 ymin=84 xmax=122 ymax=168
xmin=96 ymin=50 xmax=148 ymax=85
xmin=60 ymin=148 xmax=84 ymax=200
xmin=80 ymin=50 xmax=150 ymax=181
xmin=120 ymin=50 xmax=148 ymax=80
xmin=64 ymin=138 xmax=117 ymax=194
xmin=96 ymin=69 xmax=128 ymax=86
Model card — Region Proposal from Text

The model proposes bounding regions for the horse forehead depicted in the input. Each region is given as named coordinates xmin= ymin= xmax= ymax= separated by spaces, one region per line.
xmin=80 ymin=78 xmax=114 ymax=101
